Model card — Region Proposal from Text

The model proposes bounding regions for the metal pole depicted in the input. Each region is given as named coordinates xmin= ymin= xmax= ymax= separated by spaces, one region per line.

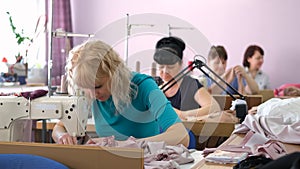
xmin=47 ymin=0 xmax=54 ymax=96
xmin=125 ymin=14 xmax=129 ymax=65
xmin=168 ymin=24 xmax=171 ymax=36
xmin=168 ymin=24 xmax=194 ymax=37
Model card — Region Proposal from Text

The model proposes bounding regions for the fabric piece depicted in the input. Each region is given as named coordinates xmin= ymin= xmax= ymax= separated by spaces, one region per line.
xmin=203 ymin=97 xmax=300 ymax=163
xmin=274 ymin=83 xmax=300 ymax=97
xmin=86 ymin=136 xmax=194 ymax=169
xmin=203 ymin=131 xmax=287 ymax=160
xmin=21 ymin=89 xmax=48 ymax=100
xmin=234 ymin=98 xmax=300 ymax=144
xmin=205 ymin=150 xmax=248 ymax=164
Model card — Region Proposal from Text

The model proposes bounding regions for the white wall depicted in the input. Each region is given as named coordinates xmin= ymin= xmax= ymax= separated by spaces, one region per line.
xmin=70 ymin=0 xmax=300 ymax=89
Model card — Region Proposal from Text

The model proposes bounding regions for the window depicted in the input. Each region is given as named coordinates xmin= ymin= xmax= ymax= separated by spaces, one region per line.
xmin=0 ymin=0 xmax=46 ymax=72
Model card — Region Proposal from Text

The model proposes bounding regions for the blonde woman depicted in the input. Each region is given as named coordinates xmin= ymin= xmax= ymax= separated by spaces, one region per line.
xmin=52 ymin=40 xmax=189 ymax=147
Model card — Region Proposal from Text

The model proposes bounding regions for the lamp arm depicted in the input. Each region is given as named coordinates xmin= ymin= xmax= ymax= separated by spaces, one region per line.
xmin=158 ymin=57 xmax=247 ymax=123
xmin=194 ymin=59 xmax=245 ymax=100
xmin=159 ymin=58 xmax=245 ymax=100
xmin=160 ymin=63 xmax=195 ymax=93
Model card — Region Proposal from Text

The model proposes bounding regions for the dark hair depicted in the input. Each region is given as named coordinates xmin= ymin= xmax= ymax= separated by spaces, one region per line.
xmin=243 ymin=45 xmax=264 ymax=68
xmin=208 ymin=45 xmax=228 ymax=61
xmin=215 ymin=46 xmax=228 ymax=61
xmin=153 ymin=36 xmax=185 ymax=65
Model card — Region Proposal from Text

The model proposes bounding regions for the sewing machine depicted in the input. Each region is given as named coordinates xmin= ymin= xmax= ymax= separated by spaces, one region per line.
xmin=0 ymin=95 xmax=89 ymax=142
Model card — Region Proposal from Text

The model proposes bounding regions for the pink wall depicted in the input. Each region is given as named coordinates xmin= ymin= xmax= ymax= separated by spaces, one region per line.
xmin=70 ymin=0 xmax=300 ymax=89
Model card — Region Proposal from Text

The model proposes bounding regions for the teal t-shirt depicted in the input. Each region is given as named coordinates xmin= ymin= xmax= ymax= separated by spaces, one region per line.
xmin=92 ymin=72 xmax=181 ymax=140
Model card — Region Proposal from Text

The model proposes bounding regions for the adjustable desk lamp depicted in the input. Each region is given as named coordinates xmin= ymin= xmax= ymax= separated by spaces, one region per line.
xmin=159 ymin=55 xmax=248 ymax=123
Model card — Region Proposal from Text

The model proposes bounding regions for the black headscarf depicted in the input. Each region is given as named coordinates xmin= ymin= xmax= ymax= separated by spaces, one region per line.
xmin=153 ymin=36 xmax=186 ymax=65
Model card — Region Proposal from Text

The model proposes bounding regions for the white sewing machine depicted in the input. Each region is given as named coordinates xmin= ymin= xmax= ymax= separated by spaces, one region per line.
xmin=0 ymin=95 xmax=89 ymax=142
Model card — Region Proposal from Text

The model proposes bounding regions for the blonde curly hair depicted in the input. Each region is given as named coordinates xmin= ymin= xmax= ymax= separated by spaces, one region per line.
xmin=65 ymin=39 xmax=135 ymax=111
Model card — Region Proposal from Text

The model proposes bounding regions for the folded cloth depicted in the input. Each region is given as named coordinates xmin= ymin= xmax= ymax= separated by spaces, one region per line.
xmin=21 ymin=89 xmax=48 ymax=100
xmin=203 ymin=130 xmax=287 ymax=160
xmin=234 ymin=113 xmax=300 ymax=144
xmin=205 ymin=150 xmax=248 ymax=164
xmin=86 ymin=136 xmax=194 ymax=169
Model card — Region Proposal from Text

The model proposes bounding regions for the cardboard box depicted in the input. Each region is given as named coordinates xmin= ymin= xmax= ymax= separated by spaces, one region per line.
xmin=213 ymin=95 xmax=263 ymax=110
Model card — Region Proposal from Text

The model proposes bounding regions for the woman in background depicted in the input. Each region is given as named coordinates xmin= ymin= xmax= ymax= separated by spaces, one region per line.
xmin=153 ymin=36 xmax=220 ymax=121
xmin=243 ymin=45 xmax=271 ymax=90
xmin=206 ymin=45 xmax=259 ymax=95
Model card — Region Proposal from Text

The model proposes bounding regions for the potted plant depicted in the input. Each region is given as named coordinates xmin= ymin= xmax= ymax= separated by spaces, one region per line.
xmin=6 ymin=12 xmax=32 ymax=85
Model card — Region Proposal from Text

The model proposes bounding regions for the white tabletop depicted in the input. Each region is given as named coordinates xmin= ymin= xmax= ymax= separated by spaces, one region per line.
xmin=180 ymin=151 xmax=205 ymax=169
xmin=0 ymin=85 xmax=48 ymax=93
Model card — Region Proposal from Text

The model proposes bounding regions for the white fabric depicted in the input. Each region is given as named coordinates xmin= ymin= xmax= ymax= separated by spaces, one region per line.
xmin=257 ymin=97 xmax=300 ymax=124
xmin=234 ymin=97 xmax=300 ymax=144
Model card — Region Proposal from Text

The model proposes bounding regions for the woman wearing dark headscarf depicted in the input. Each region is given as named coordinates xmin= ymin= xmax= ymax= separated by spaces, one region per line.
xmin=153 ymin=36 xmax=220 ymax=120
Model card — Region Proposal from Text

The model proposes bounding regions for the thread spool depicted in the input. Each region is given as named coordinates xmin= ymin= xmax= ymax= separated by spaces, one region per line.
xmin=135 ymin=61 xmax=140 ymax=72
xmin=60 ymin=75 xmax=67 ymax=93
xmin=151 ymin=62 xmax=157 ymax=77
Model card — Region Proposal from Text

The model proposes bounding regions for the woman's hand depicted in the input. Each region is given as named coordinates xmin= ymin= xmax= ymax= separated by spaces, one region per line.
xmin=85 ymin=136 xmax=118 ymax=147
xmin=233 ymin=65 xmax=259 ymax=94
xmin=224 ymin=68 xmax=235 ymax=83
xmin=86 ymin=137 xmax=105 ymax=144
xmin=57 ymin=133 xmax=77 ymax=145
xmin=233 ymin=65 xmax=246 ymax=77
xmin=248 ymin=106 xmax=258 ymax=115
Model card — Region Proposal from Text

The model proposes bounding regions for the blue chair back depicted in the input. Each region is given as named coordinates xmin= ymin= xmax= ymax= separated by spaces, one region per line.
xmin=0 ymin=154 xmax=69 ymax=169
xmin=187 ymin=129 xmax=196 ymax=149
